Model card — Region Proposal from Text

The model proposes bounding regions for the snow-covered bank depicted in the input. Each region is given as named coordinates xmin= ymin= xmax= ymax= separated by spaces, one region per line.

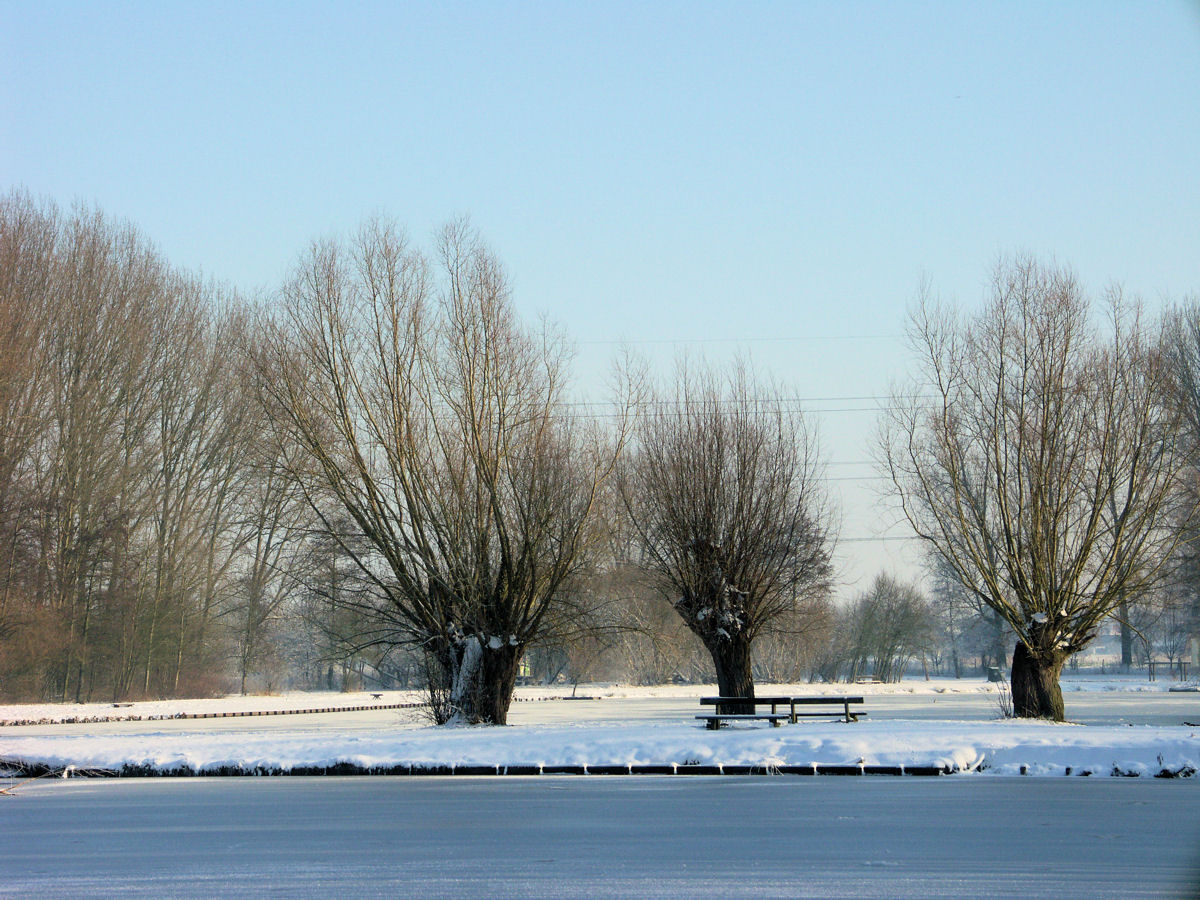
xmin=3 ymin=678 xmax=1197 ymax=779
xmin=3 ymin=716 xmax=1197 ymax=778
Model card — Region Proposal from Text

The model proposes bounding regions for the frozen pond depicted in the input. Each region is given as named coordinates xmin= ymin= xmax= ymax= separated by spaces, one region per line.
xmin=10 ymin=681 xmax=1195 ymax=739
xmin=2 ymin=776 xmax=1197 ymax=898
xmin=505 ymin=688 xmax=1200 ymax=729
xmin=6 ymin=677 xmax=1198 ymax=733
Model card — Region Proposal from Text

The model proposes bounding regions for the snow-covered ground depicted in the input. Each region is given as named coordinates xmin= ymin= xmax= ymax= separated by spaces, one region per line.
xmin=3 ymin=677 xmax=1198 ymax=778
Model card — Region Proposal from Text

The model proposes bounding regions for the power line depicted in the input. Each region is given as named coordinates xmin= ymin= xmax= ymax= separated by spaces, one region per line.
xmin=579 ymin=334 xmax=903 ymax=346
xmin=839 ymin=535 xmax=918 ymax=543
xmin=567 ymin=409 xmax=892 ymax=419
xmin=563 ymin=393 xmax=909 ymax=407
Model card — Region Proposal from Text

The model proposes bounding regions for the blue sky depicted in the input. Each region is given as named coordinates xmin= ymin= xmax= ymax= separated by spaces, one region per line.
xmin=3 ymin=1 xmax=1199 ymax=596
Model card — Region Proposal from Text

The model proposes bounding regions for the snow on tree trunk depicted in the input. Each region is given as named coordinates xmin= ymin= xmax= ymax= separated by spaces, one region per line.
xmin=1010 ymin=640 xmax=1067 ymax=722
xmin=449 ymin=637 xmax=482 ymax=715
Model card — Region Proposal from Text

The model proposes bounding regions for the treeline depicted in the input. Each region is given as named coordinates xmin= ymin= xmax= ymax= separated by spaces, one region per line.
xmin=0 ymin=194 xmax=323 ymax=701
xmin=1 ymin=193 xmax=1197 ymax=720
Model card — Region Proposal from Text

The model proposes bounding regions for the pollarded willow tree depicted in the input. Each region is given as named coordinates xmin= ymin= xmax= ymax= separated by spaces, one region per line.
xmin=253 ymin=218 xmax=629 ymax=724
xmin=880 ymin=258 xmax=1192 ymax=720
xmin=618 ymin=360 xmax=835 ymax=710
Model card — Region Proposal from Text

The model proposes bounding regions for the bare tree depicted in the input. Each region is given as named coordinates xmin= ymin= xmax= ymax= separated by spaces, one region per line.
xmin=0 ymin=193 xmax=273 ymax=702
xmin=254 ymin=218 xmax=628 ymax=724
xmin=293 ymin=519 xmax=379 ymax=692
xmin=618 ymin=359 xmax=835 ymax=710
xmin=135 ymin=285 xmax=258 ymax=697
xmin=228 ymin=431 xmax=313 ymax=694
xmin=880 ymin=258 xmax=1191 ymax=719
xmin=582 ymin=478 xmax=710 ymax=687
xmin=610 ymin=578 xmax=711 ymax=685
xmin=0 ymin=192 xmax=56 ymax=692
xmin=751 ymin=598 xmax=835 ymax=684
xmin=1165 ymin=301 xmax=1200 ymax=667
xmin=832 ymin=573 xmax=935 ymax=683
xmin=1150 ymin=590 xmax=1192 ymax=672
xmin=926 ymin=549 xmax=1011 ymax=677
xmin=40 ymin=204 xmax=172 ymax=701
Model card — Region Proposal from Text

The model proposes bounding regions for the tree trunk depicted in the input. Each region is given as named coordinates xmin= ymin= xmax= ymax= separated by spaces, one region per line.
xmin=707 ymin=635 xmax=755 ymax=714
xmin=1010 ymin=640 xmax=1067 ymax=721
xmin=1119 ymin=609 xmax=1134 ymax=671
xmin=451 ymin=638 xmax=522 ymax=725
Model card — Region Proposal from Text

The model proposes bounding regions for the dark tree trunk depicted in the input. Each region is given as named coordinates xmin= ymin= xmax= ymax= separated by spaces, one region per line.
xmin=474 ymin=643 xmax=521 ymax=725
xmin=1010 ymin=640 xmax=1067 ymax=721
xmin=707 ymin=635 xmax=755 ymax=714
xmin=1119 ymin=600 xmax=1133 ymax=670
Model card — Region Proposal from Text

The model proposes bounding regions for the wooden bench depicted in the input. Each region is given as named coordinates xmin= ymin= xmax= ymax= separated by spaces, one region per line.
xmin=698 ymin=695 xmax=865 ymax=730
xmin=370 ymin=693 xmax=383 ymax=700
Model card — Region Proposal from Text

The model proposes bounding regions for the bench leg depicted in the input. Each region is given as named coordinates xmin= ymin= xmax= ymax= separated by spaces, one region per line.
xmin=706 ymin=719 xmax=722 ymax=731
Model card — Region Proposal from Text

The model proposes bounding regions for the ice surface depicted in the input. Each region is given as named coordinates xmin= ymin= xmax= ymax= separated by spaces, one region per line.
xmin=1 ymin=777 xmax=1197 ymax=898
